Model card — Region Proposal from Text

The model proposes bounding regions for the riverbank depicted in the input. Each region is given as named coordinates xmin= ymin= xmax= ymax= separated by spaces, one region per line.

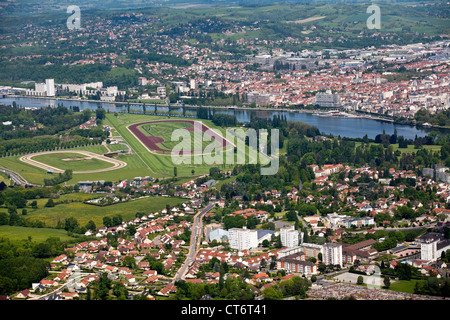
xmin=5 ymin=94 xmax=399 ymax=123
xmin=0 ymin=94 xmax=432 ymax=139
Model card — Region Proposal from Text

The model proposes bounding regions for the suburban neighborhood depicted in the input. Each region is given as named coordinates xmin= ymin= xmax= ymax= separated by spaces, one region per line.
xmin=2 ymin=159 xmax=450 ymax=301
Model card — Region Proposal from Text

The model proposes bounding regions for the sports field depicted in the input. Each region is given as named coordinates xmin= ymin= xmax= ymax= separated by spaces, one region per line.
xmin=128 ymin=119 xmax=231 ymax=155
xmin=107 ymin=113 xmax=238 ymax=177
xmin=28 ymin=151 xmax=118 ymax=173
xmin=0 ymin=112 xmax=268 ymax=184
xmin=0 ymin=144 xmax=141 ymax=185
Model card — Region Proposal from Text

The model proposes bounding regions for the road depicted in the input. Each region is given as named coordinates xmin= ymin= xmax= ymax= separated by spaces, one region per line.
xmin=0 ymin=167 xmax=34 ymax=186
xmin=173 ymin=201 xmax=215 ymax=282
xmin=28 ymin=272 xmax=96 ymax=300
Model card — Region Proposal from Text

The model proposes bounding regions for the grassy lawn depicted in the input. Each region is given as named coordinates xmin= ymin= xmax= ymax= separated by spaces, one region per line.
xmin=0 ymin=152 xmax=135 ymax=185
xmin=0 ymin=145 xmax=113 ymax=185
xmin=138 ymin=120 xmax=218 ymax=152
xmin=32 ymin=152 xmax=115 ymax=172
xmin=0 ymin=155 xmax=49 ymax=185
xmin=354 ymin=141 xmax=441 ymax=155
xmin=0 ymin=225 xmax=76 ymax=243
xmin=0 ymin=141 xmax=152 ymax=185
xmin=0 ymin=195 xmax=182 ymax=229
xmin=0 ymin=112 xmax=272 ymax=185
xmin=0 ymin=172 xmax=11 ymax=185
xmin=106 ymin=112 xmax=233 ymax=177
xmin=71 ymin=144 xmax=109 ymax=154
xmin=106 ymin=143 xmax=128 ymax=152
xmin=388 ymin=279 xmax=425 ymax=294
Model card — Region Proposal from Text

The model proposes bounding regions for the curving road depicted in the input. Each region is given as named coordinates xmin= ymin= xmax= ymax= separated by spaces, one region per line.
xmin=0 ymin=166 xmax=36 ymax=186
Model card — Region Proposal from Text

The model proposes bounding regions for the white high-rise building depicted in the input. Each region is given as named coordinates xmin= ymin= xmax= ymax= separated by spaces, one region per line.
xmin=419 ymin=234 xmax=439 ymax=261
xmin=323 ymin=243 xmax=343 ymax=267
xmin=280 ymin=226 xmax=300 ymax=248
xmin=228 ymin=227 xmax=258 ymax=251
xmin=190 ymin=79 xmax=196 ymax=90
xmin=45 ymin=79 xmax=55 ymax=96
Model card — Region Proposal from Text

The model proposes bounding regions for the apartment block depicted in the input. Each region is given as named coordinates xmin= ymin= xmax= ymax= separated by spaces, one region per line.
xmin=280 ymin=226 xmax=301 ymax=248
xmin=228 ymin=227 xmax=258 ymax=251
xmin=323 ymin=243 xmax=343 ymax=267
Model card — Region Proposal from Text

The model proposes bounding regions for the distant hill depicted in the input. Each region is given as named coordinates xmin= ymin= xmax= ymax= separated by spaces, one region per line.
xmin=0 ymin=0 xmax=442 ymax=16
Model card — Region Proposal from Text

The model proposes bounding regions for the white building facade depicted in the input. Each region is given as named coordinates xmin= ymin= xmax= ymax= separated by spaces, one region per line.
xmin=323 ymin=243 xmax=343 ymax=267
xmin=280 ymin=226 xmax=300 ymax=248
xmin=228 ymin=227 xmax=258 ymax=251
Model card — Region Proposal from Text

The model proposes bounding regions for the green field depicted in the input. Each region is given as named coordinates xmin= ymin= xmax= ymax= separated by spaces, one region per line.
xmin=138 ymin=120 xmax=222 ymax=152
xmin=106 ymin=143 xmax=128 ymax=152
xmin=0 ymin=141 xmax=150 ymax=185
xmin=0 ymin=112 xmax=270 ymax=184
xmin=0 ymin=225 xmax=76 ymax=243
xmin=107 ymin=112 xmax=238 ymax=177
xmin=32 ymin=152 xmax=115 ymax=172
xmin=0 ymin=172 xmax=11 ymax=185
xmin=354 ymin=142 xmax=441 ymax=155
xmin=388 ymin=279 xmax=426 ymax=294
xmin=0 ymin=155 xmax=51 ymax=185
xmin=0 ymin=195 xmax=182 ymax=228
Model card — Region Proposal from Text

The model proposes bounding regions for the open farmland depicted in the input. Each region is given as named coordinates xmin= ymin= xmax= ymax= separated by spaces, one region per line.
xmin=0 ymin=195 xmax=182 ymax=229
xmin=0 ymin=225 xmax=77 ymax=243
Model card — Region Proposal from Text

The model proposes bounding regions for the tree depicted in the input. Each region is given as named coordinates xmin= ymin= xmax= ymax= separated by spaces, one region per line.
xmin=262 ymin=286 xmax=283 ymax=300
xmin=383 ymin=276 xmax=391 ymax=289
xmin=103 ymin=216 xmax=113 ymax=228
xmin=318 ymin=262 xmax=326 ymax=273
xmin=357 ymin=275 xmax=364 ymax=285
xmin=396 ymin=263 xmax=414 ymax=281
xmin=64 ymin=217 xmax=79 ymax=233
xmin=85 ymin=220 xmax=97 ymax=232
xmin=112 ymin=215 xmax=123 ymax=227
xmin=123 ymin=256 xmax=137 ymax=269
xmin=90 ymin=272 xmax=112 ymax=300
xmin=246 ymin=215 xmax=258 ymax=229
xmin=44 ymin=198 xmax=55 ymax=208
xmin=275 ymin=235 xmax=282 ymax=248
xmin=113 ymin=282 xmax=128 ymax=300
xmin=30 ymin=200 xmax=38 ymax=209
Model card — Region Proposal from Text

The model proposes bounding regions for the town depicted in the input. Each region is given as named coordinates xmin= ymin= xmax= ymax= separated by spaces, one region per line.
xmin=0 ymin=0 xmax=449 ymax=305
xmin=2 ymin=157 xmax=450 ymax=300
xmin=2 ymin=40 xmax=449 ymax=125
xmin=0 ymin=4 xmax=448 ymax=126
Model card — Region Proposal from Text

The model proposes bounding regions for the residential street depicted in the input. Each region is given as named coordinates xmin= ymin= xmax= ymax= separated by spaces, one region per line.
xmin=173 ymin=202 xmax=214 ymax=282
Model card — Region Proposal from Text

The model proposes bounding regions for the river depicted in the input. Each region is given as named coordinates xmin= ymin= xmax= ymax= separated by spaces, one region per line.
xmin=0 ymin=96 xmax=433 ymax=140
